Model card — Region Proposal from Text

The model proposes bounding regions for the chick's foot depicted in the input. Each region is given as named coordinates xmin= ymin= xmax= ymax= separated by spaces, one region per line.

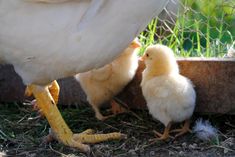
xmin=110 ymin=99 xmax=127 ymax=115
xmin=95 ymin=99 xmax=127 ymax=121
xmin=153 ymin=123 xmax=172 ymax=140
xmin=170 ymin=119 xmax=191 ymax=138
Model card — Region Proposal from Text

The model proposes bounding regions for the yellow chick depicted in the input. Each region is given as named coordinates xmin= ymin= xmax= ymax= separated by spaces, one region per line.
xmin=77 ymin=39 xmax=141 ymax=121
xmin=141 ymin=44 xmax=196 ymax=140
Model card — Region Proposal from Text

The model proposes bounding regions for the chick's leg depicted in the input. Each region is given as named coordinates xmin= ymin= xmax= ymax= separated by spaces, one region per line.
xmin=110 ymin=99 xmax=127 ymax=115
xmin=91 ymin=103 xmax=115 ymax=121
xmin=153 ymin=122 xmax=172 ymax=140
xmin=170 ymin=119 xmax=191 ymax=137
xmin=26 ymin=82 xmax=126 ymax=153
xmin=92 ymin=99 xmax=127 ymax=121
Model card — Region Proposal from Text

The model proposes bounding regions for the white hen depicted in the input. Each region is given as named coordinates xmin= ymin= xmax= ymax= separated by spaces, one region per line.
xmin=0 ymin=0 xmax=167 ymax=152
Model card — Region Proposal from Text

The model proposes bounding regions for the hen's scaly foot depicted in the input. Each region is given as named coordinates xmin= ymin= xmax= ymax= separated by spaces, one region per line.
xmin=73 ymin=131 xmax=127 ymax=144
xmin=171 ymin=119 xmax=191 ymax=138
xmin=45 ymin=128 xmax=126 ymax=145
xmin=43 ymin=129 xmax=96 ymax=144
xmin=26 ymin=82 xmax=126 ymax=153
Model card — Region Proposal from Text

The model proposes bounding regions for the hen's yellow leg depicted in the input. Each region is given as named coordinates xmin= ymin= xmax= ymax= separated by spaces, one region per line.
xmin=170 ymin=119 xmax=191 ymax=137
xmin=26 ymin=82 xmax=126 ymax=153
xmin=48 ymin=80 xmax=60 ymax=104
xmin=26 ymin=80 xmax=60 ymax=115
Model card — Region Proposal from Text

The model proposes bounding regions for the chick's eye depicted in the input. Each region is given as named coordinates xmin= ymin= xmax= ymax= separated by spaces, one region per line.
xmin=146 ymin=53 xmax=149 ymax=57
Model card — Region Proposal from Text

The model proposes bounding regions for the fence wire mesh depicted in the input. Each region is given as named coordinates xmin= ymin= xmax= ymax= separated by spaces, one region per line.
xmin=139 ymin=0 xmax=235 ymax=57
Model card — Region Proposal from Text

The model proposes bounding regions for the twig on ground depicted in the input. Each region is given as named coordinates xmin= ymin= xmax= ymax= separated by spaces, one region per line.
xmin=225 ymin=122 xmax=235 ymax=128
xmin=111 ymin=137 xmax=133 ymax=151
xmin=17 ymin=114 xmax=29 ymax=124
xmin=205 ymin=145 xmax=235 ymax=152
xmin=49 ymin=144 xmax=68 ymax=157
xmin=102 ymin=123 xmax=120 ymax=131
xmin=121 ymin=121 xmax=148 ymax=129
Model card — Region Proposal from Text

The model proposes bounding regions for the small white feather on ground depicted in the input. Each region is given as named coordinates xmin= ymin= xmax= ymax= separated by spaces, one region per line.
xmin=193 ymin=118 xmax=218 ymax=141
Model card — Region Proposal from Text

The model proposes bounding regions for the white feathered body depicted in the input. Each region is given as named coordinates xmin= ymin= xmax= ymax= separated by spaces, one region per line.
xmin=0 ymin=0 xmax=167 ymax=85
xmin=77 ymin=46 xmax=138 ymax=107
xmin=141 ymin=44 xmax=196 ymax=127
xmin=141 ymin=73 xmax=196 ymax=126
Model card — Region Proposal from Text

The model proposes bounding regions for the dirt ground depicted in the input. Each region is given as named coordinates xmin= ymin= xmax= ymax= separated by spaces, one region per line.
xmin=0 ymin=102 xmax=235 ymax=157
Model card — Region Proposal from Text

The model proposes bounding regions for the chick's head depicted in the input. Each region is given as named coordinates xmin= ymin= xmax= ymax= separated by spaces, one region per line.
xmin=141 ymin=44 xmax=179 ymax=76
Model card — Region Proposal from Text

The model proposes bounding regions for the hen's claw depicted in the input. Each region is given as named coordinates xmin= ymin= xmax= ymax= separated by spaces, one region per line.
xmin=73 ymin=132 xmax=127 ymax=144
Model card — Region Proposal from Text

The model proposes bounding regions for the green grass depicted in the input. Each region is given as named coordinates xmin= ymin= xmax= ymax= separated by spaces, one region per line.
xmin=138 ymin=0 xmax=235 ymax=57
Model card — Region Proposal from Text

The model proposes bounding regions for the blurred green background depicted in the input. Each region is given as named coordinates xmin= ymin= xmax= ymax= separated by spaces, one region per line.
xmin=139 ymin=0 xmax=235 ymax=57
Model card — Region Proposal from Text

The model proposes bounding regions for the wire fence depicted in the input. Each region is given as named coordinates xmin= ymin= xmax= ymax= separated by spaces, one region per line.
xmin=139 ymin=0 xmax=235 ymax=57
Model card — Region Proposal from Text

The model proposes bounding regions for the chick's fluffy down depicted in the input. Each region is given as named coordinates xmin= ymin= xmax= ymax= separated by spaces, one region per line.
xmin=77 ymin=46 xmax=138 ymax=107
xmin=142 ymin=73 xmax=196 ymax=126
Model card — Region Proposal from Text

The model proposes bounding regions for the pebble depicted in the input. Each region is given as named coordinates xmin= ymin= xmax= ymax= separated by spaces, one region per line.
xmin=182 ymin=142 xmax=187 ymax=148
xmin=179 ymin=151 xmax=185 ymax=156
xmin=149 ymin=151 xmax=155 ymax=156
xmin=189 ymin=143 xmax=198 ymax=150
xmin=221 ymin=137 xmax=234 ymax=148
xmin=169 ymin=151 xmax=175 ymax=156
xmin=224 ymin=148 xmax=229 ymax=154
xmin=128 ymin=149 xmax=137 ymax=156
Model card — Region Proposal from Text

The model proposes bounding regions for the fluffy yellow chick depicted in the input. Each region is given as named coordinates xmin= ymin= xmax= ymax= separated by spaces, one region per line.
xmin=77 ymin=39 xmax=140 ymax=121
xmin=141 ymin=44 xmax=196 ymax=140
